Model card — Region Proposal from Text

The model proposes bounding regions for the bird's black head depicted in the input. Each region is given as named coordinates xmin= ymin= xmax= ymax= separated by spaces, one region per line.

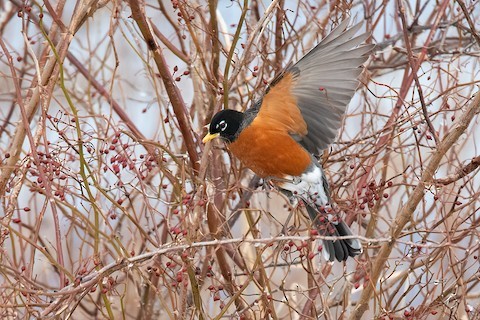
xmin=203 ymin=109 xmax=245 ymax=143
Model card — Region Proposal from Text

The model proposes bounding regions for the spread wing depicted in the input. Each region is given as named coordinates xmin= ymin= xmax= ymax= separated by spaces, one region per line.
xmin=256 ymin=19 xmax=374 ymax=155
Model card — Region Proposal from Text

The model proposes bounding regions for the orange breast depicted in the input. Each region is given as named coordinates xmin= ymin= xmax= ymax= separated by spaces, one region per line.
xmin=228 ymin=123 xmax=311 ymax=178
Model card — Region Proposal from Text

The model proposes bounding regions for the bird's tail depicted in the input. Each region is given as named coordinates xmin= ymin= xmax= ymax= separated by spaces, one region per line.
xmin=305 ymin=203 xmax=362 ymax=262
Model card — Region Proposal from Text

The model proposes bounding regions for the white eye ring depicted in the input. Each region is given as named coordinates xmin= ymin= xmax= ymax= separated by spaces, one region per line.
xmin=218 ymin=120 xmax=227 ymax=131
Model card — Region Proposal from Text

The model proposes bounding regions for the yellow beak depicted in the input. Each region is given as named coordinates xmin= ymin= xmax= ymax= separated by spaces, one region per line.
xmin=202 ymin=132 xmax=220 ymax=143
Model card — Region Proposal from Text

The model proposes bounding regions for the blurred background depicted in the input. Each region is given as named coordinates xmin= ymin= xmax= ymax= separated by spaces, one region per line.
xmin=0 ymin=0 xmax=479 ymax=319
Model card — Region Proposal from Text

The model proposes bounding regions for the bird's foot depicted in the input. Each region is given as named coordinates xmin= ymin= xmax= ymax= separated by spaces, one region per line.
xmin=258 ymin=178 xmax=275 ymax=198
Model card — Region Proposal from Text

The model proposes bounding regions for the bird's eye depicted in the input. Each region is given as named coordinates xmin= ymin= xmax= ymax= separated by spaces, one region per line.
xmin=218 ymin=120 xmax=227 ymax=132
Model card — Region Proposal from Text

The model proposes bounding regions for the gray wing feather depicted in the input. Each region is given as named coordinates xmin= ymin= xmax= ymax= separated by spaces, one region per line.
xmin=288 ymin=20 xmax=374 ymax=154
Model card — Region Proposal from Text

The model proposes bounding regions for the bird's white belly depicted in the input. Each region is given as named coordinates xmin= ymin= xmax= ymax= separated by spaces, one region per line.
xmin=277 ymin=165 xmax=329 ymax=206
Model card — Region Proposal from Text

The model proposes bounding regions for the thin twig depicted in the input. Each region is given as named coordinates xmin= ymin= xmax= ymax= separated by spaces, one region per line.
xmin=433 ymin=156 xmax=480 ymax=185
xmin=398 ymin=1 xmax=439 ymax=144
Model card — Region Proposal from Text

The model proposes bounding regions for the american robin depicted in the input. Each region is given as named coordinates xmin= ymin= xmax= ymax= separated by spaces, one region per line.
xmin=203 ymin=19 xmax=373 ymax=262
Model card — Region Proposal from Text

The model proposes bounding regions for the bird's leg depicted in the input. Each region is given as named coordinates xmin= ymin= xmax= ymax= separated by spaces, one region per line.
xmin=256 ymin=178 xmax=274 ymax=199
xmin=263 ymin=177 xmax=273 ymax=192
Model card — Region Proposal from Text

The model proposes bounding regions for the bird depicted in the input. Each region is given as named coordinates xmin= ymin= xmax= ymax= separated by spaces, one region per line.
xmin=202 ymin=19 xmax=374 ymax=261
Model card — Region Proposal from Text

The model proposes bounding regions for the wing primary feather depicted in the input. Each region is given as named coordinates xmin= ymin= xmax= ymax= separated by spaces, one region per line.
xmin=287 ymin=20 xmax=373 ymax=155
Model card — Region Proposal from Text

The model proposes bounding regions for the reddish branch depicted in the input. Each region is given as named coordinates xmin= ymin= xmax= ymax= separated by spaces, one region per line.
xmin=349 ymin=91 xmax=480 ymax=320
xmin=0 ymin=0 xmax=101 ymax=288
xmin=128 ymin=0 xmax=200 ymax=173
xmin=9 ymin=0 xmax=180 ymax=187
xmin=455 ymin=0 xmax=480 ymax=47
xmin=354 ymin=0 xmax=450 ymax=213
